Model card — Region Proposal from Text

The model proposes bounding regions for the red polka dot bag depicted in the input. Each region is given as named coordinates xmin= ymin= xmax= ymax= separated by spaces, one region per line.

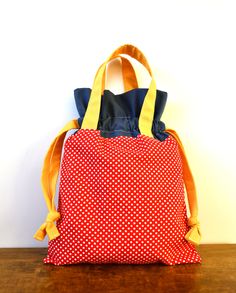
xmin=34 ymin=44 xmax=202 ymax=265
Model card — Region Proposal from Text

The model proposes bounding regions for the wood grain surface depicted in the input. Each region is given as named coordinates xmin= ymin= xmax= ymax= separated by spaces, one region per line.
xmin=0 ymin=245 xmax=235 ymax=293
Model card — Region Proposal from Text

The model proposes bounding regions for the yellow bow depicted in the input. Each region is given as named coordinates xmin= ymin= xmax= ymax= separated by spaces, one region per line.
xmin=34 ymin=211 xmax=60 ymax=241
xmin=185 ymin=217 xmax=201 ymax=245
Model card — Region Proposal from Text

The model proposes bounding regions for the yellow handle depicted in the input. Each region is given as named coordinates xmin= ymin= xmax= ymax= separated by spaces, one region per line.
xmin=166 ymin=129 xmax=201 ymax=245
xmin=34 ymin=119 xmax=79 ymax=241
xmin=81 ymin=44 xmax=157 ymax=138
xmin=102 ymin=56 xmax=138 ymax=92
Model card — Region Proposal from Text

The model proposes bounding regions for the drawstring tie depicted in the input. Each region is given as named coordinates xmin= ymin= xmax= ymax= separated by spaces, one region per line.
xmin=34 ymin=211 xmax=60 ymax=241
xmin=185 ymin=217 xmax=201 ymax=245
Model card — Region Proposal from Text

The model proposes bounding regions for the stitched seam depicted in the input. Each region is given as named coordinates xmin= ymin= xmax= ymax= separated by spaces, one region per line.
xmin=100 ymin=116 xmax=135 ymax=120
xmin=101 ymin=130 xmax=138 ymax=133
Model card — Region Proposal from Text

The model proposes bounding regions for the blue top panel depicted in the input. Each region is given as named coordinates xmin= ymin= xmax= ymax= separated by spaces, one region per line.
xmin=74 ymin=88 xmax=168 ymax=141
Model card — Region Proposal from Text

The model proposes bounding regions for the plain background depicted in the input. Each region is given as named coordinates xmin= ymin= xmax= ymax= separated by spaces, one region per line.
xmin=0 ymin=0 xmax=235 ymax=247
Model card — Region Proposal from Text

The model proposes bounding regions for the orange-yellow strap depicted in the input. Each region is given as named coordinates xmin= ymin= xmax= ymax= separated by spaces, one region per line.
xmin=109 ymin=44 xmax=153 ymax=76
xmin=102 ymin=56 xmax=138 ymax=92
xmin=34 ymin=119 xmax=80 ymax=241
xmin=166 ymin=129 xmax=201 ymax=245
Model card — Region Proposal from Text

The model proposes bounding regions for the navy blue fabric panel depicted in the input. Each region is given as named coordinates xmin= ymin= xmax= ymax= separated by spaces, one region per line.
xmin=152 ymin=120 xmax=169 ymax=141
xmin=74 ymin=88 xmax=169 ymax=141
xmin=99 ymin=117 xmax=140 ymax=138
xmin=100 ymin=89 xmax=168 ymax=123
xmin=74 ymin=88 xmax=167 ymax=122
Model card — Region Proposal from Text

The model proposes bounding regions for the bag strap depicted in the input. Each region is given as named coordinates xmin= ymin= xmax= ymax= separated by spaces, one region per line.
xmin=34 ymin=119 xmax=80 ymax=241
xmin=81 ymin=44 xmax=157 ymax=138
xmin=102 ymin=56 xmax=138 ymax=92
xmin=166 ymin=129 xmax=201 ymax=245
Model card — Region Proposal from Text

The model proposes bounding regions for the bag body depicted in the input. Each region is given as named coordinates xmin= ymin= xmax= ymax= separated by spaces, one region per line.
xmin=34 ymin=44 xmax=202 ymax=266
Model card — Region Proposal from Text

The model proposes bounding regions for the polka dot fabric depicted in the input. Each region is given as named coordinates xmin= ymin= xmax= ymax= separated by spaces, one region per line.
xmin=44 ymin=129 xmax=201 ymax=266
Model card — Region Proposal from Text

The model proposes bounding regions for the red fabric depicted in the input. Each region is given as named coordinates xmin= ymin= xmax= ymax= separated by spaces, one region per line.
xmin=44 ymin=130 xmax=201 ymax=265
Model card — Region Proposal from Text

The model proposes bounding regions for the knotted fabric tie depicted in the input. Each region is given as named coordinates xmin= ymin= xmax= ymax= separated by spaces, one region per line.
xmin=34 ymin=211 xmax=60 ymax=241
xmin=185 ymin=217 xmax=201 ymax=246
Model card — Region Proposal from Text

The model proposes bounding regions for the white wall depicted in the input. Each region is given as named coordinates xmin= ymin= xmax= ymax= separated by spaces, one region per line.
xmin=0 ymin=0 xmax=235 ymax=247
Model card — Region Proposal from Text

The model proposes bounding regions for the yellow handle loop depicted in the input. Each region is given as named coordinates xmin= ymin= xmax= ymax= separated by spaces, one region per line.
xmin=102 ymin=56 xmax=138 ymax=92
xmin=81 ymin=44 xmax=157 ymax=138
xmin=166 ymin=129 xmax=201 ymax=245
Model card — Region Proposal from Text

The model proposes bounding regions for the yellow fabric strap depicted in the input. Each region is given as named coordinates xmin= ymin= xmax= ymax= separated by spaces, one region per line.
xmin=102 ymin=56 xmax=138 ymax=92
xmin=166 ymin=129 xmax=201 ymax=246
xmin=81 ymin=44 xmax=157 ymax=138
xmin=34 ymin=119 xmax=80 ymax=241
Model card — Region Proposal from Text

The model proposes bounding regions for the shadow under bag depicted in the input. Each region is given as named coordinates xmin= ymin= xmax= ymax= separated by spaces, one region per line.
xmin=34 ymin=44 xmax=202 ymax=265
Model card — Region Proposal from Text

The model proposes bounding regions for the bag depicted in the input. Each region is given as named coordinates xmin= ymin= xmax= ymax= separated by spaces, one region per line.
xmin=34 ymin=44 xmax=202 ymax=266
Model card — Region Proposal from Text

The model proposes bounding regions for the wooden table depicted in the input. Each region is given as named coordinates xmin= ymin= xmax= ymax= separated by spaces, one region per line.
xmin=0 ymin=245 xmax=235 ymax=293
